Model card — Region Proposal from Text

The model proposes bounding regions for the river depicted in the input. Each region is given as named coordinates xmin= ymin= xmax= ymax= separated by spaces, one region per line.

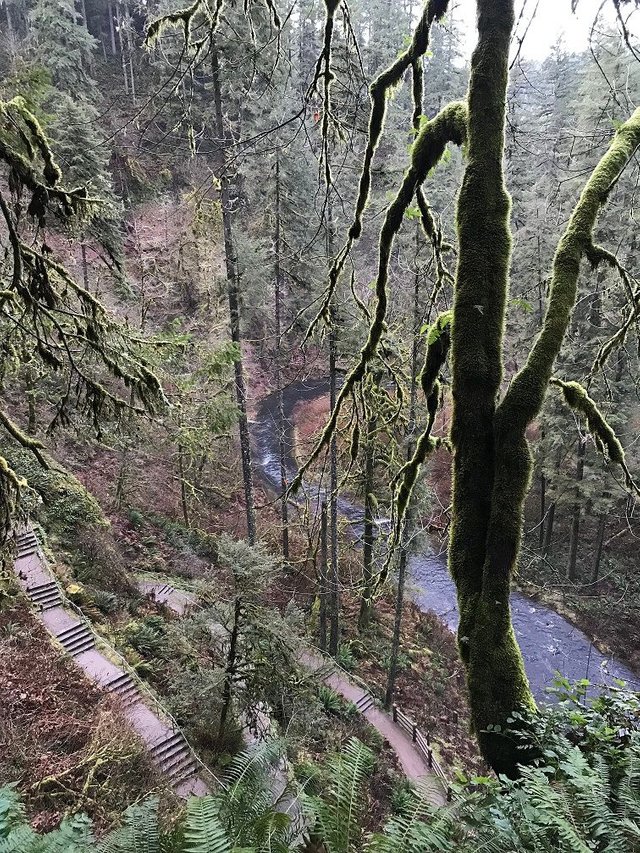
xmin=253 ymin=378 xmax=639 ymax=699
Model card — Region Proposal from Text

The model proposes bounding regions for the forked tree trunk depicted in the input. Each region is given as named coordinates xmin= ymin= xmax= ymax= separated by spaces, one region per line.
xmin=211 ymin=42 xmax=257 ymax=545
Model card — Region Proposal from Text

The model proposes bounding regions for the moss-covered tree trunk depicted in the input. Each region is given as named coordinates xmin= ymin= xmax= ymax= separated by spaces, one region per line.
xmin=449 ymin=0 xmax=640 ymax=775
xmin=448 ymin=0 xmax=533 ymax=777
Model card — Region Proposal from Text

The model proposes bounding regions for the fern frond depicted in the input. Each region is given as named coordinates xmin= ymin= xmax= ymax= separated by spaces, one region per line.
xmin=97 ymin=798 xmax=160 ymax=853
xmin=182 ymin=796 xmax=231 ymax=853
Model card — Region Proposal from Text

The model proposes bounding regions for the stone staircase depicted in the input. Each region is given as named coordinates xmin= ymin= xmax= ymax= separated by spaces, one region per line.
xmin=104 ymin=672 xmax=144 ymax=709
xmin=54 ymin=620 xmax=96 ymax=656
xmin=354 ymin=692 xmax=375 ymax=714
xmin=11 ymin=527 xmax=211 ymax=797
xmin=149 ymin=731 xmax=198 ymax=787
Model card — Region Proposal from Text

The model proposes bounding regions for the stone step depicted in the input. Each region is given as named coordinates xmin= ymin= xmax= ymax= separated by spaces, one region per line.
xmin=149 ymin=732 xmax=185 ymax=762
xmin=117 ymin=683 xmax=142 ymax=708
xmin=26 ymin=580 xmax=58 ymax=596
xmin=103 ymin=673 xmax=142 ymax=708
xmin=56 ymin=622 xmax=90 ymax=645
xmin=105 ymin=672 xmax=136 ymax=694
xmin=29 ymin=586 xmax=62 ymax=609
xmin=158 ymin=743 xmax=193 ymax=776
xmin=165 ymin=755 xmax=197 ymax=785
xmin=29 ymin=591 xmax=62 ymax=609
xmin=16 ymin=532 xmax=38 ymax=545
xmin=355 ymin=693 xmax=374 ymax=713
xmin=17 ymin=544 xmax=38 ymax=557
xmin=63 ymin=634 xmax=96 ymax=657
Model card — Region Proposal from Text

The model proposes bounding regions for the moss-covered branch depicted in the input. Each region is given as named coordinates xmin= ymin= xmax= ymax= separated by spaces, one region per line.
xmin=374 ymin=312 xmax=452 ymax=590
xmin=497 ymin=106 xmax=640 ymax=434
xmin=289 ymin=101 xmax=466 ymax=494
xmin=302 ymin=0 xmax=451 ymax=343
xmin=550 ymin=378 xmax=639 ymax=493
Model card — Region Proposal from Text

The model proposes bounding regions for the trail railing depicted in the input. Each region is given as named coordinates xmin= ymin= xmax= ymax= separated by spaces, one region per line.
xmin=392 ymin=704 xmax=454 ymax=801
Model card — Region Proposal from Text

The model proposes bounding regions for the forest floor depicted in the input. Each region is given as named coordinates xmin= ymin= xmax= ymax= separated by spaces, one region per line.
xmin=0 ymin=601 xmax=174 ymax=832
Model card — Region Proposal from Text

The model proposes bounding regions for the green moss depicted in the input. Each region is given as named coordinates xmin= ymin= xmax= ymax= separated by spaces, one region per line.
xmin=551 ymin=378 xmax=639 ymax=493
xmin=290 ymin=102 xmax=466 ymax=495
xmin=447 ymin=3 xmax=640 ymax=775
xmin=2 ymin=443 xmax=107 ymax=544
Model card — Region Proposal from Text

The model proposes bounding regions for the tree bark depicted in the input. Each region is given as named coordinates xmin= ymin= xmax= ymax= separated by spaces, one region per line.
xmin=114 ymin=1 xmax=129 ymax=95
xmin=211 ymin=42 xmax=257 ymax=545
xmin=385 ymin=222 xmax=421 ymax=705
xmin=327 ymin=191 xmax=340 ymax=657
xmin=358 ymin=414 xmax=377 ymax=632
xmin=274 ymin=153 xmax=289 ymax=560
xmin=385 ymin=526 xmax=408 ymax=709
xmin=542 ymin=500 xmax=555 ymax=559
xmin=107 ymin=0 xmax=117 ymax=55
xmin=591 ymin=511 xmax=606 ymax=584
xmin=319 ymin=500 xmax=328 ymax=651
xmin=568 ymin=434 xmax=586 ymax=582
xmin=539 ymin=472 xmax=546 ymax=549
xmin=218 ymin=596 xmax=242 ymax=743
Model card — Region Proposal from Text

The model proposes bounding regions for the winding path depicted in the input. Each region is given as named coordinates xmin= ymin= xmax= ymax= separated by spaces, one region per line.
xmin=140 ymin=580 xmax=446 ymax=805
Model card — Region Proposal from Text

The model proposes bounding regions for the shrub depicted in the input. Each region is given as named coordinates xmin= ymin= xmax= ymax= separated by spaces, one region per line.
xmin=123 ymin=616 xmax=169 ymax=659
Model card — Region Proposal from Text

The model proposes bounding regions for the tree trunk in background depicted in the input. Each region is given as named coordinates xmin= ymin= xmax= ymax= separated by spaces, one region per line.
xmin=114 ymin=1 xmax=129 ymax=96
xmin=568 ymin=434 xmax=586 ymax=581
xmin=177 ymin=409 xmax=191 ymax=528
xmin=319 ymin=500 xmax=328 ymax=651
xmin=108 ymin=0 xmax=117 ymax=55
xmin=211 ymin=42 xmax=257 ymax=545
xmin=124 ymin=0 xmax=136 ymax=106
xmin=592 ymin=511 xmax=606 ymax=584
xmin=274 ymin=153 xmax=289 ymax=560
xmin=385 ymin=223 xmax=421 ymax=706
xmin=358 ymin=414 xmax=377 ymax=632
xmin=542 ymin=500 xmax=555 ymax=559
xmin=25 ymin=366 xmax=36 ymax=435
xmin=328 ymin=312 xmax=339 ymax=656
xmin=539 ymin=473 xmax=546 ymax=549
xmin=327 ymin=192 xmax=340 ymax=657
xmin=385 ymin=530 xmax=409 ymax=709
xmin=218 ymin=596 xmax=242 ymax=743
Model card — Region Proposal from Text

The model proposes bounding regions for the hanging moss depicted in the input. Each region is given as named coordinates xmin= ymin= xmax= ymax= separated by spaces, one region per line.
xmin=349 ymin=0 xmax=452 ymax=240
xmin=550 ymin=378 xmax=639 ymax=493
xmin=289 ymin=102 xmax=466 ymax=495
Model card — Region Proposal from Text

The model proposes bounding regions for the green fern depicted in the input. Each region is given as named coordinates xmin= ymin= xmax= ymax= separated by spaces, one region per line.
xmin=304 ymin=738 xmax=375 ymax=853
xmin=97 ymin=799 xmax=161 ymax=853
xmin=182 ymin=797 xmax=231 ymax=853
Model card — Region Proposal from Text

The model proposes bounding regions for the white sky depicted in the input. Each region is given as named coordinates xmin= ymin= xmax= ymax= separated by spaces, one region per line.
xmin=454 ymin=0 xmax=639 ymax=61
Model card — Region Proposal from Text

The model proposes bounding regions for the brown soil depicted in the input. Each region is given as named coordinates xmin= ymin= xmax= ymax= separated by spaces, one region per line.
xmin=0 ymin=601 xmax=169 ymax=833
